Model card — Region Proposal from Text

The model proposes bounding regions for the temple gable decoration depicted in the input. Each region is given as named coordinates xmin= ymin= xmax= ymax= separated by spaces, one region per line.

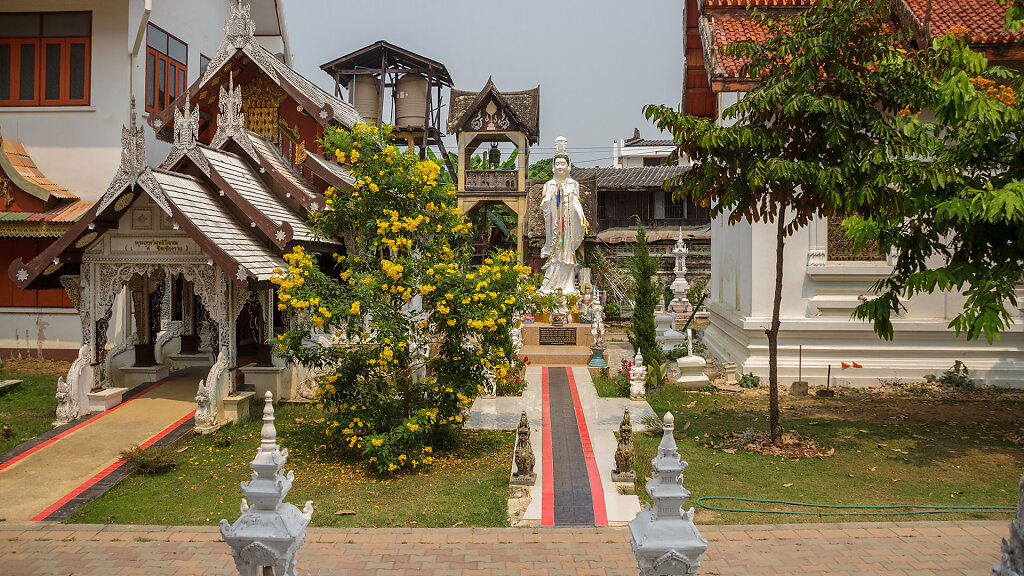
xmin=148 ymin=1 xmax=361 ymax=141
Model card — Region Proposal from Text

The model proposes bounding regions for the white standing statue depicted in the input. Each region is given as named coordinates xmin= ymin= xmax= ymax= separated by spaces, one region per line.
xmin=630 ymin=350 xmax=648 ymax=400
xmin=539 ymin=136 xmax=588 ymax=295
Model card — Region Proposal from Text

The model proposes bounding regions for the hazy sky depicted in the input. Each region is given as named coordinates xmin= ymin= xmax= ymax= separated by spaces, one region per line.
xmin=285 ymin=0 xmax=684 ymax=167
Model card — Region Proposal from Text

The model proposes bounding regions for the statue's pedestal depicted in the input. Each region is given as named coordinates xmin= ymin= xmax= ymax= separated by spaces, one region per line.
xmin=223 ymin=391 xmax=255 ymax=423
xmin=675 ymin=356 xmax=709 ymax=388
xmin=521 ymin=323 xmax=594 ymax=347
xmin=120 ymin=363 xmax=170 ymax=389
xmin=520 ymin=323 xmax=594 ymax=366
xmin=239 ymin=363 xmax=287 ymax=403
xmin=87 ymin=387 xmax=129 ymax=413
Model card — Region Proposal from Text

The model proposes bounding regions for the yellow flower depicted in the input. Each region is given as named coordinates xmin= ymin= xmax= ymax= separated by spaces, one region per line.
xmin=350 ymin=301 xmax=361 ymax=315
xmin=350 ymin=149 xmax=360 ymax=163
xmin=371 ymin=438 xmax=384 ymax=447
xmin=334 ymin=149 xmax=346 ymax=163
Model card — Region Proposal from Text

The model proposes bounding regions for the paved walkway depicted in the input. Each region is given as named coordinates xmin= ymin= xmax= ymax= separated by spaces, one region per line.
xmin=468 ymin=365 xmax=655 ymax=526
xmin=0 ymin=371 xmax=200 ymax=523
xmin=0 ymin=520 xmax=1007 ymax=575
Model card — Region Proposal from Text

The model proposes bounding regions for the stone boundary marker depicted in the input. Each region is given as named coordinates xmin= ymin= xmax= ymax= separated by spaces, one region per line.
xmin=0 ymin=521 xmax=1005 ymax=575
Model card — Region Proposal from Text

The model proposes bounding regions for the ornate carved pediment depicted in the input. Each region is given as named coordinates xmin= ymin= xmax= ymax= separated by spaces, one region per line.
xmin=161 ymin=93 xmax=211 ymax=176
xmin=468 ymin=98 xmax=514 ymax=132
xmin=242 ymin=72 xmax=287 ymax=142
xmin=96 ymin=98 xmax=147 ymax=214
xmin=211 ymin=73 xmax=259 ymax=160
xmin=225 ymin=1 xmax=257 ymax=50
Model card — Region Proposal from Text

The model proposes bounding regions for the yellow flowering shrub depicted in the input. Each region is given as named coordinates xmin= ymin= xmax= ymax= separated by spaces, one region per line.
xmin=272 ymin=123 xmax=535 ymax=474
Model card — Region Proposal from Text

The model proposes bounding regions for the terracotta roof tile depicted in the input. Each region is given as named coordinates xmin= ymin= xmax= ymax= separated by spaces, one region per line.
xmin=0 ymin=137 xmax=76 ymax=201
xmin=704 ymin=0 xmax=813 ymax=7
xmin=703 ymin=1 xmax=1019 ymax=83
xmin=711 ymin=16 xmax=773 ymax=78
xmin=903 ymin=0 xmax=1020 ymax=44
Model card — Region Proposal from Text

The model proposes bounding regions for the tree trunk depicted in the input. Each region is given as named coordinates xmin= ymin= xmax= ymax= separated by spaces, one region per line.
xmin=768 ymin=204 xmax=787 ymax=444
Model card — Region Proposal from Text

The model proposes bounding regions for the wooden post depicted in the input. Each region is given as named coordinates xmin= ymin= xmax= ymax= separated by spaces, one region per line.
xmin=377 ymin=51 xmax=386 ymax=126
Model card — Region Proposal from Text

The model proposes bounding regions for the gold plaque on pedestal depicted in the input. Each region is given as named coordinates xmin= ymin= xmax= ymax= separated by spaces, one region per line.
xmin=538 ymin=327 xmax=576 ymax=346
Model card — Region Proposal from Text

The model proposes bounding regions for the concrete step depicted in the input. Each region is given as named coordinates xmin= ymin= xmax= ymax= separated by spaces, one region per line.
xmin=519 ymin=345 xmax=593 ymax=366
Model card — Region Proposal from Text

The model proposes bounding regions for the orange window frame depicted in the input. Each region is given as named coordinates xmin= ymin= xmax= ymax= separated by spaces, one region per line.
xmin=0 ymin=37 xmax=90 ymax=107
xmin=2 ymin=40 xmax=40 ymax=106
xmin=41 ymin=37 xmax=90 ymax=106
xmin=144 ymin=46 xmax=186 ymax=114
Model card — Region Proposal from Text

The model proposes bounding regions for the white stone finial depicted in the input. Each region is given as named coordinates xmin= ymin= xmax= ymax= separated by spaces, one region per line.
xmin=630 ymin=405 xmax=707 ymax=576
xmin=260 ymin=390 xmax=277 ymax=453
xmin=221 ymin=385 xmax=313 ymax=576
xmin=554 ymin=136 xmax=567 ymax=155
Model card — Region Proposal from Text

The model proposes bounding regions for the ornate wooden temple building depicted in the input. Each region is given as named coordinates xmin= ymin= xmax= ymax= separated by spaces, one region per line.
xmin=8 ymin=2 xmax=359 ymax=429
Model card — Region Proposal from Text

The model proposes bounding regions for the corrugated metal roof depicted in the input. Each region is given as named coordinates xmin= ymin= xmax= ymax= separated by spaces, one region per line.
xmin=571 ymin=166 xmax=688 ymax=190
xmin=24 ymin=200 xmax=94 ymax=222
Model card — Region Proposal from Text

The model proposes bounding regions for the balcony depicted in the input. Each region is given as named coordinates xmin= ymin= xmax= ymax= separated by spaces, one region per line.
xmin=598 ymin=217 xmax=709 ymax=230
xmin=465 ymin=169 xmax=518 ymax=191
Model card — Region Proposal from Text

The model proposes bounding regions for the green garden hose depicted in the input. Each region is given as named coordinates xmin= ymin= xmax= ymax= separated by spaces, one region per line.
xmin=695 ymin=496 xmax=1016 ymax=516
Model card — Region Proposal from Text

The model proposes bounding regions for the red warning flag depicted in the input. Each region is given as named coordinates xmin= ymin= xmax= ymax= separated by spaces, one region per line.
xmin=852 ymin=361 xmax=863 ymax=368
xmin=841 ymin=362 xmax=851 ymax=369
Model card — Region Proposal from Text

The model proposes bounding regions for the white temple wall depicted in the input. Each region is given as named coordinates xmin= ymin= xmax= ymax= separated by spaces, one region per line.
xmin=0 ymin=0 xmax=286 ymax=201
xmin=0 ymin=0 xmax=130 ymax=200
xmin=704 ymin=211 xmax=1024 ymax=388
xmin=705 ymin=89 xmax=1024 ymax=387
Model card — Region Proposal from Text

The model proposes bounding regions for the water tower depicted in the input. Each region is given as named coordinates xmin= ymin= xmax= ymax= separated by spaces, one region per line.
xmin=321 ymin=41 xmax=454 ymax=170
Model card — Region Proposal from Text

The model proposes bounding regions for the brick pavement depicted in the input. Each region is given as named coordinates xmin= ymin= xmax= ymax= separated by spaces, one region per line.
xmin=0 ymin=520 xmax=1006 ymax=575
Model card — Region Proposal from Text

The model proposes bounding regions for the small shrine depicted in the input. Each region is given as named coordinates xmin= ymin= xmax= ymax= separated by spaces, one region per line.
xmin=447 ymin=78 xmax=538 ymax=259
xmin=8 ymin=2 xmax=359 ymax=430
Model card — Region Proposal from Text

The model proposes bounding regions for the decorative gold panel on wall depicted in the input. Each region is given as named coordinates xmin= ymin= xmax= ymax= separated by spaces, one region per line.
xmin=241 ymin=72 xmax=286 ymax=142
xmin=827 ymin=213 xmax=885 ymax=261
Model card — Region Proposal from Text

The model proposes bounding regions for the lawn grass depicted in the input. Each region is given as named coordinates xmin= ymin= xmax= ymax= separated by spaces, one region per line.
xmin=634 ymin=385 xmax=1024 ymax=524
xmin=0 ymin=358 xmax=67 ymax=454
xmin=69 ymin=403 xmax=515 ymax=527
xmin=591 ymin=370 xmax=626 ymax=398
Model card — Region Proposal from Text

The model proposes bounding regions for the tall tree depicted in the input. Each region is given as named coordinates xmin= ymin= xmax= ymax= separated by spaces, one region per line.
xmin=627 ymin=217 xmax=664 ymax=367
xmin=847 ymin=5 xmax=1024 ymax=344
xmin=646 ymin=0 xmax=929 ymax=443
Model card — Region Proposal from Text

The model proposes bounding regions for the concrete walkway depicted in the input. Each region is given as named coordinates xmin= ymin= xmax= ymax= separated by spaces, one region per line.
xmin=0 ymin=520 xmax=1007 ymax=575
xmin=468 ymin=365 xmax=656 ymax=526
xmin=0 ymin=372 xmax=200 ymax=523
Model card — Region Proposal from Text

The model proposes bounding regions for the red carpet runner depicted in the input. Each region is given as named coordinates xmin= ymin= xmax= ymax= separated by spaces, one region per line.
xmin=541 ymin=366 xmax=607 ymax=526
